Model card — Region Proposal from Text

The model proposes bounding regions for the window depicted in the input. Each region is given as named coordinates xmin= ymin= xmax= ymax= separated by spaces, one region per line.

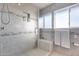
xmin=38 ymin=17 xmax=44 ymax=28
xmin=70 ymin=5 xmax=79 ymax=28
xmin=44 ymin=13 xmax=52 ymax=28
xmin=38 ymin=13 xmax=52 ymax=29
xmin=54 ymin=9 xmax=69 ymax=28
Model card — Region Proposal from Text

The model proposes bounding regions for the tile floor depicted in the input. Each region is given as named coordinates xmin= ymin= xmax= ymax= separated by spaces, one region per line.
xmin=19 ymin=45 xmax=79 ymax=56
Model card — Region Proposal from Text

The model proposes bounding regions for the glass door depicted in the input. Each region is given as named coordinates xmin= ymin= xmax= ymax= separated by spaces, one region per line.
xmin=54 ymin=8 xmax=70 ymax=48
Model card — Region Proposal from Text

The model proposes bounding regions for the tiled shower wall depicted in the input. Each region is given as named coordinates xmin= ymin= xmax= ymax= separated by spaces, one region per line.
xmin=0 ymin=4 xmax=38 ymax=56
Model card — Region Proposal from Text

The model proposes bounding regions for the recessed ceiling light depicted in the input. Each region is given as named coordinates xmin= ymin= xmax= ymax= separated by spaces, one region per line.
xmin=18 ymin=3 xmax=21 ymax=6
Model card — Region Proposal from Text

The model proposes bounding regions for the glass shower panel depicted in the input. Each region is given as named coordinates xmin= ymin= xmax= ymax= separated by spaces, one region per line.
xmin=54 ymin=9 xmax=70 ymax=48
xmin=38 ymin=17 xmax=44 ymax=28
xmin=55 ymin=31 xmax=61 ymax=45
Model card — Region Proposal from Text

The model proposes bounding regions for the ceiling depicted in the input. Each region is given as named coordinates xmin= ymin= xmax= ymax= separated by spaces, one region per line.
xmin=32 ymin=3 xmax=52 ymax=9
xmin=0 ymin=3 xmax=52 ymax=10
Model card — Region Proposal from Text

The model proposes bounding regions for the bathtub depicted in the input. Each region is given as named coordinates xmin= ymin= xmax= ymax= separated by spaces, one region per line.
xmin=38 ymin=39 xmax=53 ymax=51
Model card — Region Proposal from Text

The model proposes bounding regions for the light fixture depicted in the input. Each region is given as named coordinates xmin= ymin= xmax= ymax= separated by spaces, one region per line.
xmin=18 ymin=3 xmax=21 ymax=6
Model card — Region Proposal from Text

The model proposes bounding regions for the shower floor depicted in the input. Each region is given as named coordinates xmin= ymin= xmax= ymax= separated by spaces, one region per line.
xmin=21 ymin=48 xmax=49 ymax=56
xmin=20 ymin=48 xmax=65 ymax=56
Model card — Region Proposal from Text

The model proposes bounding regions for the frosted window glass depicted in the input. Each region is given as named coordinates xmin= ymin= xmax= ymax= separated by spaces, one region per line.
xmin=70 ymin=5 xmax=79 ymax=28
xmin=45 ymin=13 xmax=52 ymax=28
xmin=54 ymin=9 xmax=69 ymax=28
xmin=38 ymin=17 xmax=44 ymax=28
